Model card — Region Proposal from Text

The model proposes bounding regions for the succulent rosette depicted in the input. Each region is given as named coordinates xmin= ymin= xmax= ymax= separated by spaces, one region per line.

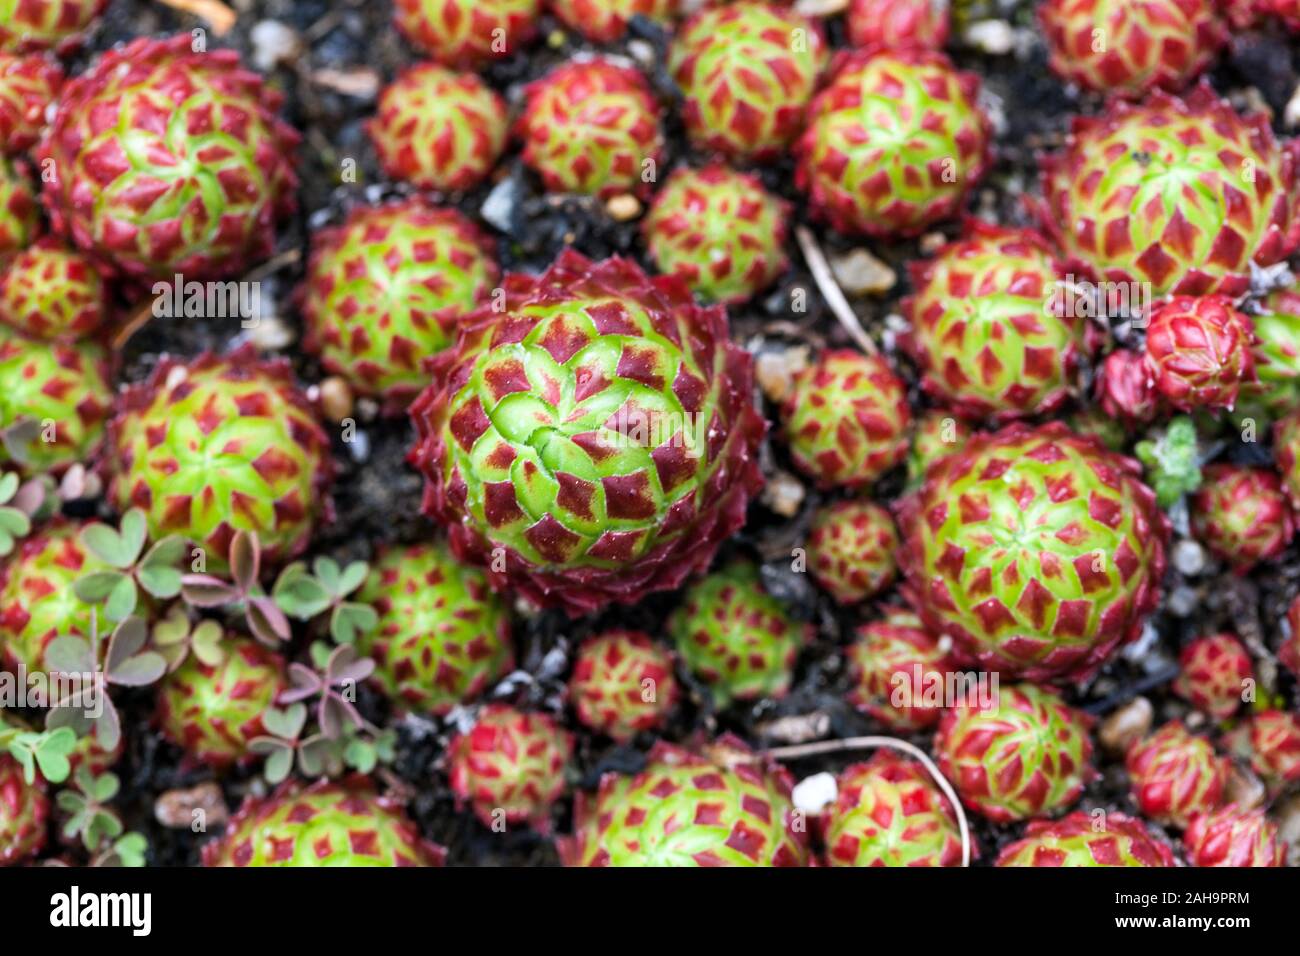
xmin=109 ymin=348 xmax=333 ymax=572
xmin=1246 ymin=287 xmax=1300 ymax=415
xmin=669 ymin=2 xmax=827 ymax=159
xmin=806 ymin=499 xmax=899 ymax=605
xmin=0 ymin=522 xmax=106 ymax=674
xmin=668 ymin=562 xmax=809 ymax=707
xmin=935 ymin=682 xmax=1095 ymax=823
xmin=1184 ymin=805 xmax=1284 ymax=867
xmin=516 ymin=59 xmax=663 ymax=199
xmin=1190 ymin=465 xmax=1293 ymax=571
xmin=1038 ymin=0 xmax=1226 ymax=96
xmin=301 ymin=199 xmax=499 ymax=411
xmin=643 ymin=164 xmax=790 ymax=305
xmin=0 ymin=330 xmax=111 ymax=473
xmin=996 ymin=812 xmax=1179 ymax=867
xmin=156 ymin=635 xmax=287 ymax=767
xmin=781 ymin=350 xmax=910 ymax=488
xmin=1095 ymin=348 xmax=1160 ymax=426
xmin=1223 ymin=710 xmax=1300 ymax=791
xmin=38 ymin=35 xmax=299 ymax=281
xmin=409 ymin=251 xmax=765 ymax=617
xmin=550 ymin=0 xmax=678 ymax=42
xmin=0 ymin=0 xmax=106 ymax=53
xmin=1171 ymin=634 xmax=1253 ymax=720
xmin=797 ymin=49 xmax=990 ymax=237
xmin=0 ymin=238 xmax=106 ymax=342
xmin=568 ymin=629 xmax=678 ymax=741
xmin=825 ymin=752 xmax=963 ymax=867
xmin=896 ymin=422 xmax=1168 ymax=681
xmin=0 ymin=753 xmax=47 ymax=866
xmin=1284 ymin=595 xmax=1300 ymax=678
xmin=558 ymin=736 xmax=809 ymax=866
xmin=1144 ymin=295 xmax=1255 ymax=411
xmin=355 ymin=541 xmax=514 ymax=716
xmin=1270 ymin=408 xmax=1300 ymax=510
xmin=846 ymin=608 xmax=954 ymax=731
xmin=446 ymin=704 xmax=572 ymax=832
xmin=846 ymin=0 xmax=949 ymax=50
xmin=0 ymin=156 xmax=37 ymax=258
xmin=393 ymin=0 xmax=540 ymax=67
xmin=0 ymin=54 xmax=61 ymax=153
xmin=202 ymin=775 xmax=446 ymax=866
xmin=907 ymin=409 xmax=970 ymax=484
xmin=1036 ymin=85 xmax=1300 ymax=297
xmin=367 ymin=64 xmax=508 ymax=193
xmin=902 ymin=221 xmax=1082 ymax=421
xmin=1126 ymin=721 xmax=1227 ymax=828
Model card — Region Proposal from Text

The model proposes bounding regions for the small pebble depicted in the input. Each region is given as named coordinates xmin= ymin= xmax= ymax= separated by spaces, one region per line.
xmin=247 ymin=314 xmax=295 ymax=351
xmin=154 ymin=782 xmax=229 ymax=830
xmin=249 ymin=20 xmax=301 ymax=73
xmin=754 ymin=346 xmax=809 ymax=403
xmin=1223 ymin=765 xmax=1267 ymax=811
xmin=605 ymin=194 xmax=643 ymax=222
xmin=1286 ymin=84 xmax=1300 ymax=129
xmin=829 ymin=247 xmax=896 ymax=297
xmin=758 ymin=711 xmax=830 ymax=745
xmin=919 ymin=232 xmax=947 ymax=255
xmin=1172 ymin=539 xmax=1205 ymax=576
xmin=1098 ymin=695 xmax=1153 ymax=755
xmin=761 ymin=469 xmax=805 ymax=518
xmin=481 ymin=177 xmax=521 ymax=235
xmin=1167 ymin=584 xmax=1200 ymax=618
xmin=792 ymin=771 xmax=837 ymax=815
xmin=964 ymin=20 xmax=1015 ymax=56
xmin=319 ymin=376 xmax=354 ymax=423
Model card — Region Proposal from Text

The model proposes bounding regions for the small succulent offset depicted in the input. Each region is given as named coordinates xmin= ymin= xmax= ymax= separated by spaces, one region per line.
xmin=203 ymin=776 xmax=446 ymax=867
xmin=1095 ymin=349 xmax=1161 ymax=427
xmin=1144 ymin=295 xmax=1255 ymax=411
xmin=0 ymin=53 xmax=62 ymax=153
xmin=550 ymin=0 xmax=677 ymax=42
xmin=39 ymin=35 xmax=299 ymax=281
xmin=1038 ymin=0 xmax=1227 ymax=95
xmin=995 ymin=812 xmax=1179 ymax=867
xmin=670 ymin=2 xmax=826 ymax=160
xmin=0 ymin=0 xmax=107 ymax=53
xmin=824 ymin=752 xmax=963 ymax=867
xmin=1036 ymin=85 xmax=1300 ymax=297
xmin=110 ymin=349 xmax=333 ymax=572
xmin=1190 ymin=465 xmax=1294 ymax=572
xmin=643 ymin=164 xmax=790 ymax=305
xmin=72 ymin=508 xmax=185 ymax=623
xmin=846 ymin=0 xmax=949 ymax=50
xmin=1223 ymin=710 xmax=1300 ymax=792
xmin=367 ymin=65 xmax=508 ymax=193
xmin=0 ymin=752 xmax=47 ymax=865
xmin=1126 ymin=721 xmax=1227 ymax=828
xmin=897 ymin=423 xmax=1168 ymax=680
xmin=409 ymin=251 xmax=765 ymax=616
xmin=352 ymin=542 xmax=513 ymax=716
xmin=0 ymin=156 xmax=37 ymax=257
xmin=558 ymin=736 xmax=809 ymax=867
xmin=668 ymin=562 xmax=809 ymax=708
xmin=797 ymin=49 xmax=990 ymax=237
xmin=906 ymin=410 xmax=971 ymax=485
xmin=935 ymin=682 xmax=1095 ymax=823
xmin=1183 ymin=805 xmax=1285 ymax=867
xmin=846 ymin=609 xmax=954 ymax=731
xmin=0 ymin=238 xmax=106 ymax=342
xmin=781 ymin=351 xmax=911 ymax=489
xmin=392 ymin=0 xmax=539 ymax=68
xmin=447 ymin=704 xmax=572 ymax=833
xmin=1244 ymin=287 xmax=1300 ymax=415
xmin=568 ymin=630 xmax=678 ymax=743
xmin=1134 ymin=415 xmax=1203 ymax=509
xmin=301 ymin=200 xmax=499 ymax=411
xmin=902 ymin=222 xmax=1083 ymax=422
xmin=516 ymin=59 xmax=663 ymax=199
xmin=805 ymin=499 xmax=899 ymax=605
xmin=1172 ymin=634 xmax=1254 ymax=720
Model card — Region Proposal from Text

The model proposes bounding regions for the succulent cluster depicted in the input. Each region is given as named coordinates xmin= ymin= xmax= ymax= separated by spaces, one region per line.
xmin=0 ymin=238 xmax=105 ymax=341
xmin=393 ymin=0 xmax=539 ymax=67
xmin=1144 ymin=295 xmax=1255 ymax=411
xmin=670 ymin=2 xmax=827 ymax=159
xmin=447 ymin=705 xmax=572 ymax=832
xmin=1172 ymin=634 xmax=1253 ymax=719
xmin=902 ymin=221 xmax=1083 ymax=421
xmin=517 ymin=59 xmax=663 ymax=199
xmin=897 ymin=423 xmax=1168 ymax=680
xmin=668 ymin=562 xmax=807 ymax=707
xmin=824 ymin=752 xmax=963 ymax=867
xmin=846 ymin=609 xmax=954 ymax=731
xmin=643 ymin=164 xmax=789 ymax=305
xmin=1183 ymin=805 xmax=1285 ymax=867
xmin=0 ymin=53 xmax=61 ymax=152
xmin=781 ymin=351 xmax=910 ymax=488
xmin=559 ymin=737 xmax=808 ymax=866
xmin=410 ymin=251 xmax=765 ymax=617
xmin=996 ymin=812 xmax=1178 ymax=867
xmin=1190 ymin=465 xmax=1294 ymax=571
xmin=797 ymin=49 xmax=990 ymax=236
xmin=355 ymin=542 xmax=514 ymax=716
xmin=1037 ymin=85 xmax=1300 ymax=297
xmin=301 ymin=199 xmax=499 ymax=410
xmin=203 ymin=776 xmax=446 ymax=866
xmin=1038 ymin=0 xmax=1227 ymax=95
xmin=0 ymin=0 xmax=106 ymax=53
xmin=367 ymin=64 xmax=509 ymax=193
xmin=39 ymin=35 xmax=299 ymax=281
xmin=1126 ymin=721 xmax=1227 ymax=828
xmin=936 ymin=683 xmax=1095 ymax=822
xmin=846 ymin=0 xmax=949 ymax=50
xmin=109 ymin=349 xmax=332 ymax=570
xmin=806 ymin=499 xmax=898 ymax=605
xmin=550 ymin=0 xmax=677 ymax=42
xmin=568 ymin=630 xmax=678 ymax=742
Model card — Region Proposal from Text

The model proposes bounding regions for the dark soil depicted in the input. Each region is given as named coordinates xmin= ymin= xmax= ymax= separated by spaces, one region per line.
xmin=27 ymin=0 xmax=1300 ymax=866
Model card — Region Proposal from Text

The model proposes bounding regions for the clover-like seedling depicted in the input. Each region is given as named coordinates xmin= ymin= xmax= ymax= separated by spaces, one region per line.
xmin=151 ymin=608 xmax=226 ymax=673
xmin=273 ymin=556 xmax=378 ymax=645
xmin=0 ymin=722 xmax=75 ymax=785
xmin=73 ymin=507 xmax=185 ymax=622
xmin=57 ymin=767 xmax=124 ymax=853
xmin=0 ymin=471 xmax=31 ymax=556
xmin=181 ymin=530 xmax=291 ymax=646
xmin=90 ymin=832 xmax=148 ymax=868
xmin=251 ymin=697 xmax=396 ymax=785
xmin=1135 ymin=416 xmax=1204 ymax=510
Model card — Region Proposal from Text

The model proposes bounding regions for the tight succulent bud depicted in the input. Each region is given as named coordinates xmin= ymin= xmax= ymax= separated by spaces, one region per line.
xmin=568 ymin=630 xmax=677 ymax=742
xmin=846 ymin=0 xmax=949 ymax=50
xmin=1144 ymin=295 xmax=1255 ymax=411
xmin=0 ymin=0 xmax=106 ymax=53
xmin=0 ymin=53 xmax=61 ymax=153
xmin=1126 ymin=720 xmax=1227 ymax=828
xmin=1190 ymin=465 xmax=1294 ymax=571
xmin=996 ymin=811 xmax=1179 ymax=866
xmin=847 ymin=609 xmax=954 ymax=731
xmin=1223 ymin=710 xmax=1300 ymax=792
xmin=806 ymin=499 xmax=898 ymax=605
xmin=1172 ymin=634 xmax=1253 ymax=720
xmin=0 ymin=238 xmax=106 ymax=342
xmin=1095 ymin=348 xmax=1160 ymax=426
xmin=392 ymin=0 xmax=539 ymax=67
xmin=1183 ymin=805 xmax=1285 ymax=867
xmin=550 ymin=0 xmax=677 ymax=42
